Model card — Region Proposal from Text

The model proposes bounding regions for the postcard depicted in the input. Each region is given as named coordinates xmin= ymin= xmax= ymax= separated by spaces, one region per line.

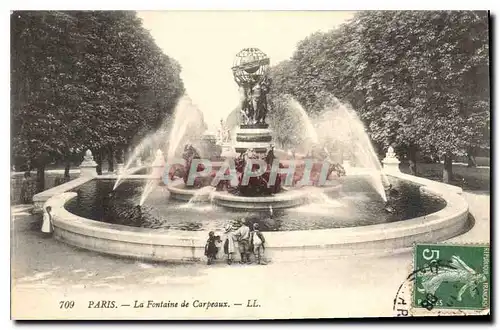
xmin=10 ymin=10 xmax=490 ymax=320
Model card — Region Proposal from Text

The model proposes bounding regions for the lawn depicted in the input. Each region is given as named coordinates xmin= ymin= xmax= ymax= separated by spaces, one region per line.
xmin=399 ymin=161 xmax=490 ymax=192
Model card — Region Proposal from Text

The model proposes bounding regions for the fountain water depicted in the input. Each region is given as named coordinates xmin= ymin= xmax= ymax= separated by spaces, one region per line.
xmin=314 ymin=98 xmax=389 ymax=202
xmin=139 ymin=180 xmax=158 ymax=206
xmin=114 ymin=95 xmax=208 ymax=205
xmin=287 ymin=97 xmax=319 ymax=146
xmin=139 ymin=149 xmax=165 ymax=206
xmin=301 ymin=187 xmax=342 ymax=207
xmin=113 ymin=129 xmax=167 ymax=190
xmin=176 ymin=186 xmax=217 ymax=212
xmin=266 ymin=94 xmax=388 ymax=202
xmin=186 ymin=186 xmax=216 ymax=205
xmin=166 ymin=96 xmax=206 ymax=163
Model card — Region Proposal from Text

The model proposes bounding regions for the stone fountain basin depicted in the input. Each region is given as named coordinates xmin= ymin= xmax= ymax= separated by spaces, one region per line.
xmin=210 ymin=189 xmax=306 ymax=210
xmin=167 ymin=179 xmax=342 ymax=209
xmin=166 ymin=179 xmax=209 ymax=202
xmin=44 ymin=170 xmax=470 ymax=262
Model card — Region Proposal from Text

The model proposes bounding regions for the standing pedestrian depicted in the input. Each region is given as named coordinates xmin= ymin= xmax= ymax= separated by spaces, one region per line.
xmin=204 ymin=231 xmax=221 ymax=265
xmin=41 ymin=206 xmax=54 ymax=235
xmin=234 ymin=219 xmax=251 ymax=264
xmin=250 ymin=223 xmax=266 ymax=265
xmin=223 ymin=223 xmax=237 ymax=265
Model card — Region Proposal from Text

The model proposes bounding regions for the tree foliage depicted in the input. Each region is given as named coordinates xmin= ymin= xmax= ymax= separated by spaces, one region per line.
xmin=268 ymin=11 xmax=489 ymax=180
xmin=11 ymin=11 xmax=185 ymax=173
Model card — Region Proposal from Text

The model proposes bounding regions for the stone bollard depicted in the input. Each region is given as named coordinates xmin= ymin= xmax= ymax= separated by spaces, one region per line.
xmin=382 ymin=146 xmax=401 ymax=174
xmin=116 ymin=163 xmax=125 ymax=175
xmin=151 ymin=149 xmax=165 ymax=179
xmin=79 ymin=149 xmax=98 ymax=177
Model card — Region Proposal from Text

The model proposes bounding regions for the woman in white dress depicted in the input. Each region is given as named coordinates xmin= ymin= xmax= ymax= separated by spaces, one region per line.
xmin=41 ymin=206 xmax=54 ymax=235
xmin=223 ymin=223 xmax=237 ymax=264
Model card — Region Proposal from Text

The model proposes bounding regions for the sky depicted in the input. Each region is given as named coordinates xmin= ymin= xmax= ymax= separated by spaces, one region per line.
xmin=137 ymin=11 xmax=355 ymax=131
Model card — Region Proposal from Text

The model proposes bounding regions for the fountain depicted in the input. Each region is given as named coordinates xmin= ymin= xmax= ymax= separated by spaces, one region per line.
xmin=164 ymin=48 xmax=345 ymax=210
xmin=38 ymin=47 xmax=471 ymax=264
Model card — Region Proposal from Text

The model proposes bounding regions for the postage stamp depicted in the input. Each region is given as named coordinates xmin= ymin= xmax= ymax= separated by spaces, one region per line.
xmin=412 ymin=244 xmax=490 ymax=312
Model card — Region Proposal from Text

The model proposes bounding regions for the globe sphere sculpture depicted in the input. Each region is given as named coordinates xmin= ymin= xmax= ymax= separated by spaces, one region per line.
xmin=232 ymin=48 xmax=270 ymax=87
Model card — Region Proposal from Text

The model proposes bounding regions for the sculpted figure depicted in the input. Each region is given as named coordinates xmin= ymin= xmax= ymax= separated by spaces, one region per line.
xmin=386 ymin=146 xmax=396 ymax=158
xmin=251 ymin=83 xmax=261 ymax=124
xmin=256 ymin=75 xmax=270 ymax=124
xmin=217 ymin=119 xmax=230 ymax=144
xmin=240 ymin=87 xmax=254 ymax=125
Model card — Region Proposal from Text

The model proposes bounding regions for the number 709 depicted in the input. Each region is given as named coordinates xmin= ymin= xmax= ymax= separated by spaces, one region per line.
xmin=59 ymin=301 xmax=75 ymax=309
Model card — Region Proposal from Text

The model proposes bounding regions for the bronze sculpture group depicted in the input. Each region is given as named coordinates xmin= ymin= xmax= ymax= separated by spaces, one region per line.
xmin=238 ymin=74 xmax=271 ymax=126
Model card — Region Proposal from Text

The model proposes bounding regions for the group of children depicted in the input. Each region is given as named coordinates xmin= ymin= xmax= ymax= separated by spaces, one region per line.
xmin=41 ymin=204 xmax=265 ymax=265
xmin=204 ymin=220 xmax=266 ymax=265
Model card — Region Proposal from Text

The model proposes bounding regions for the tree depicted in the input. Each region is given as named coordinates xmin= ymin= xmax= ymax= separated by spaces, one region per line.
xmin=11 ymin=11 xmax=185 ymax=191
xmin=269 ymin=11 xmax=490 ymax=183
xmin=11 ymin=11 xmax=84 ymax=190
xmin=344 ymin=11 xmax=489 ymax=181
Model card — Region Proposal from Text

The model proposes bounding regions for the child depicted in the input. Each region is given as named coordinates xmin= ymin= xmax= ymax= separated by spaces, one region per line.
xmin=204 ymin=231 xmax=221 ymax=265
xmin=250 ymin=223 xmax=266 ymax=264
xmin=234 ymin=220 xmax=251 ymax=264
xmin=223 ymin=224 xmax=236 ymax=265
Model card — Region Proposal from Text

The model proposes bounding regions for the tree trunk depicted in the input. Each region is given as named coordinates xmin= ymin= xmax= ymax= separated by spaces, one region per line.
xmin=443 ymin=152 xmax=453 ymax=183
xmin=36 ymin=165 xmax=45 ymax=193
xmin=408 ymin=144 xmax=417 ymax=176
xmin=64 ymin=161 xmax=70 ymax=179
xmin=95 ymin=149 xmax=103 ymax=175
xmin=107 ymin=147 xmax=114 ymax=173
xmin=116 ymin=148 xmax=124 ymax=164
xmin=467 ymin=146 xmax=477 ymax=168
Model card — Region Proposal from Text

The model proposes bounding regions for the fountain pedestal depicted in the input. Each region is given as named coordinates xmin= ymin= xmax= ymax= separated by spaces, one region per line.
xmin=220 ymin=142 xmax=236 ymax=158
xmin=79 ymin=150 xmax=98 ymax=177
xmin=382 ymin=147 xmax=401 ymax=174
xmin=234 ymin=124 xmax=273 ymax=154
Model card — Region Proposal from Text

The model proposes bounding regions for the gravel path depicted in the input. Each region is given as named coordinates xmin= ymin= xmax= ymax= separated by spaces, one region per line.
xmin=11 ymin=191 xmax=490 ymax=319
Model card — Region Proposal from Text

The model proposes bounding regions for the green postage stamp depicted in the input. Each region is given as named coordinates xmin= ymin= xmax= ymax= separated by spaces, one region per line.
xmin=413 ymin=243 xmax=490 ymax=312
